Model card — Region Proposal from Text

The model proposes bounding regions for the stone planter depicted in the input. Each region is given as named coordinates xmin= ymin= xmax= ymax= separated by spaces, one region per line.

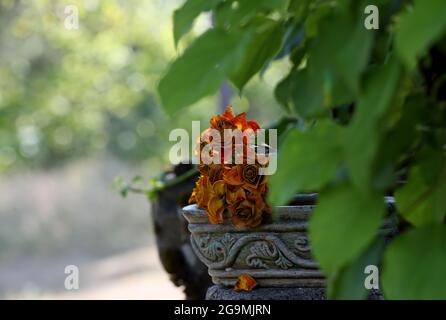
xmin=182 ymin=194 xmax=397 ymax=300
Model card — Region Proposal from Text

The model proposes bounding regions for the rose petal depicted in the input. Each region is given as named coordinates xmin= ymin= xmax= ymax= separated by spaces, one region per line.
xmin=231 ymin=198 xmax=264 ymax=229
xmin=232 ymin=112 xmax=247 ymax=131
xmin=234 ymin=274 xmax=257 ymax=291
xmin=247 ymin=120 xmax=260 ymax=131
xmin=226 ymin=186 xmax=246 ymax=206
xmin=207 ymin=196 xmax=224 ymax=224
xmin=188 ymin=189 xmax=197 ymax=204
xmin=222 ymin=105 xmax=235 ymax=120
xmin=223 ymin=166 xmax=244 ymax=186
xmin=212 ymin=180 xmax=226 ymax=197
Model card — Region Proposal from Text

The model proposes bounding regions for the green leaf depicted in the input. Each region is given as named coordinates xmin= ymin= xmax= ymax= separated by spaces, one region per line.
xmin=158 ymin=28 xmax=247 ymax=115
xmin=395 ymin=0 xmax=446 ymax=69
xmin=309 ymin=184 xmax=385 ymax=276
xmin=290 ymin=66 xmax=325 ymax=118
xmin=173 ymin=0 xmax=221 ymax=46
xmin=303 ymin=2 xmax=332 ymax=39
xmin=288 ymin=0 xmax=311 ymax=19
xmin=112 ymin=176 xmax=123 ymax=190
xmin=215 ymin=0 xmax=288 ymax=29
xmin=268 ymin=120 xmax=343 ymax=206
xmin=274 ymin=70 xmax=295 ymax=112
xmin=333 ymin=19 xmax=373 ymax=94
xmin=228 ymin=19 xmax=285 ymax=91
xmin=291 ymin=10 xmax=373 ymax=117
xmin=266 ymin=116 xmax=299 ymax=144
xmin=344 ymin=59 xmax=402 ymax=192
xmin=395 ymin=151 xmax=446 ymax=226
xmin=132 ymin=175 xmax=143 ymax=183
xmin=328 ymin=236 xmax=385 ymax=300
xmin=371 ymin=94 xmax=425 ymax=190
xmin=311 ymin=12 xmax=373 ymax=96
xmin=274 ymin=19 xmax=304 ymax=62
xmin=382 ymin=224 xmax=446 ymax=299
xmin=120 ymin=185 xmax=129 ymax=198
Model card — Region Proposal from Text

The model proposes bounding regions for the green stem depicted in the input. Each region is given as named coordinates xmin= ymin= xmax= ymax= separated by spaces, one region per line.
xmin=126 ymin=166 xmax=198 ymax=196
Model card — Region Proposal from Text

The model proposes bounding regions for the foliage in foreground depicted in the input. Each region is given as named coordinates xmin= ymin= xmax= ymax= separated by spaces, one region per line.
xmin=158 ymin=0 xmax=446 ymax=299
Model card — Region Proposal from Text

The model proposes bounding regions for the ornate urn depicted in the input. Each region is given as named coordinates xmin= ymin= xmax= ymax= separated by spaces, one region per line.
xmin=182 ymin=193 xmax=397 ymax=300
xmin=182 ymin=194 xmax=325 ymax=299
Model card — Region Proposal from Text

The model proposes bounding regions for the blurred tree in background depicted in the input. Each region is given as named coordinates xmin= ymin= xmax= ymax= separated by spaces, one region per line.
xmin=0 ymin=0 xmax=287 ymax=271
xmin=0 ymin=0 xmax=175 ymax=171
xmin=0 ymin=0 xmax=286 ymax=173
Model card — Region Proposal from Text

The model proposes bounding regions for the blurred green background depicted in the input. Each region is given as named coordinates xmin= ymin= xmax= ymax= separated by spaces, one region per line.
xmin=0 ymin=0 xmax=286 ymax=298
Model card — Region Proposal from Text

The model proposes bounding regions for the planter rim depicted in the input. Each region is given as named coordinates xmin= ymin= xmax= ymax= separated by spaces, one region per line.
xmin=181 ymin=195 xmax=397 ymax=289
xmin=182 ymin=204 xmax=314 ymax=226
xmin=182 ymin=194 xmax=396 ymax=224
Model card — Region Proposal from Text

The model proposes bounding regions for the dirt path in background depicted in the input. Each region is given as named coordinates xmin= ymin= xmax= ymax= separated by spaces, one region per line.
xmin=1 ymin=246 xmax=184 ymax=300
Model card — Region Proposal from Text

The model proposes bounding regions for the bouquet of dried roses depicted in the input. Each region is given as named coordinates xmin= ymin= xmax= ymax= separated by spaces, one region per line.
xmin=189 ymin=106 xmax=271 ymax=229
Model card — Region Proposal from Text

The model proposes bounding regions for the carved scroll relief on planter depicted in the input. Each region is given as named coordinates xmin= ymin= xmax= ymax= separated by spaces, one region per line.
xmin=191 ymin=232 xmax=319 ymax=271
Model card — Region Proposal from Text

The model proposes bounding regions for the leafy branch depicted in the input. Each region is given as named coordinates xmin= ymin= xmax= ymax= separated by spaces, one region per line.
xmin=158 ymin=0 xmax=446 ymax=299
xmin=114 ymin=166 xmax=198 ymax=200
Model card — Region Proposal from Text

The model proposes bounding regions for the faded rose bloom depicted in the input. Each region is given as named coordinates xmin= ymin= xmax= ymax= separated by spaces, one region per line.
xmin=210 ymin=106 xmax=236 ymax=134
xmin=247 ymin=120 xmax=260 ymax=131
xmin=223 ymin=164 xmax=266 ymax=193
xmin=207 ymin=180 xmax=226 ymax=224
xmin=231 ymin=112 xmax=247 ymax=131
xmin=199 ymin=128 xmax=222 ymax=165
xmin=203 ymin=106 xmax=261 ymax=165
xmin=240 ymin=164 xmax=262 ymax=188
xmin=225 ymin=185 xmax=246 ymax=206
xmin=200 ymin=164 xmax=223 ymax=183
xmin=190 ymin=106 xmax=270 ymax=228
xmin=189 ymin=175 xmax=211 ymax=209
xmin=198 ymin=164 xmax=209 ymax=176
xmin=223 ymin=165 xmax=243 ymax=186
xmin=229 ymin=195 xmax=267 ymax=229
xmin=208 ymin=164 xmax=223 ymax=183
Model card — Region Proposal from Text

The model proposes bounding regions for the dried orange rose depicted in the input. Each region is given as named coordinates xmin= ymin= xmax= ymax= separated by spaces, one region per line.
xmin=221 ymin=106 xmax=235 ymax=119
xmin=189 ymin=106 xmax=271 ymax=228
xmin=202 ymin=106 xmax=261 ymax=165
xmin=246 ymin=178 xmax=268 ymax=196
xmin=225 ymin=185 xmax=246 ymax=206
xmin=208 ymin=164 xmax=223 ymax=183
xmin=223 ymin=164 xmax=266 ymax=192
xmin=223 ymin=165 xmax=244 ymax=186
xmin=198 ymin=164 xmax=209 ymax=176
xmin=231 ymin=112 xmax=248 ymax=131
xmin=210 ymin=106 xmax=236 ymax=132
xmin=240 ymin=164 xmax=262 ymax=188
xmin=234 ymin=274 xmax=257 ymax=291
xmin=229 ymin=196 xmax=265 ymax=229
xmin=247 ymin=120 xmax=260 ymax=131
xmin=188 ymin=175 xmax=210 ymax=209
xmin=207 ymin=180 xmax=226 ymax=224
